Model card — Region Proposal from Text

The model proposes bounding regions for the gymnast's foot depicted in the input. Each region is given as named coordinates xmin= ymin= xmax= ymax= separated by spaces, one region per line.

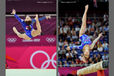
xmin=13 ymin=27 xmax=19 ymax=35
xmin=85 ymin=4 xmax=89 ymax=11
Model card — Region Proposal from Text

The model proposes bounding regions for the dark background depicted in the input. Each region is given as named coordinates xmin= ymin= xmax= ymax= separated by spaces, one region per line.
xmin=6 ymin=0 xmax=56 ymax=14
xmin=59 ymin=0 xmax=109 ymax=17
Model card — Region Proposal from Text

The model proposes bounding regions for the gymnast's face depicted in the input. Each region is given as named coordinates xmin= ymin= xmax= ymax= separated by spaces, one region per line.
xmin=24 ymin=15 xmax=32 ymax=26
xmin=25 ymin=15 xmax=32 ymax=21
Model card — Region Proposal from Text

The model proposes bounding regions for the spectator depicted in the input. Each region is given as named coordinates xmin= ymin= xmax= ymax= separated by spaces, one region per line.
xmin=70 ymin=61 xmax=75 ymax=67
xmin=87 ymin=18 xmax=92 ymax=25
xmin=102 ymin=54 xmax=109 ymax=60
xmin=64 ymin=39 xmax=68 ymax=45
xmin=59 ymin=38 xmax=64 ymax=47
xmin=66 ymin=50 xmax=73 ymax=63
xmin=102 ymin=41 xmax=109 ymax=51
xmin=69 ymin=41 xmax=75 ymax=46
xmin=59 ymin=61 xmax=63 ymax=67
xmin=79 ymin=54 xmax=84 ymax=61
xmin=88 ymin=58 xmax=93 ymax=64
xmin=97 ymin=54 xmax=102 ymax=62
xmin=95 ymin=57 xmax=99 ymax=63
xmin=63 ymin=61 xmax=69 ymax=67
xmin=72 ymin=32 xmax=78 ymax=42
xmin=97 ymin=42 xmax=103 ymax=52
xmin=103 ymin=12 xmax=108 ymax=22
xmin=63 ymin=24 xmax=70 ymax=34
xmin=72 ymin=48 xmax=78 ymax=62
xmin=93 ymin=54 xmax=97 ymax=62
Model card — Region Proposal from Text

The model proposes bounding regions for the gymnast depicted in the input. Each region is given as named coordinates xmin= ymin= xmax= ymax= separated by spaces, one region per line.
xmin=67 ymin=5 xmax=103 ymax=63
xmin=11 ymin=9 xmax=51 ymax=40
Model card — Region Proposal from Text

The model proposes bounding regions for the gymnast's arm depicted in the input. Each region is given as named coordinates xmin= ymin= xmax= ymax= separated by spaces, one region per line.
xmin=90 ymin=33 xmax=103 ymax=50
xmin=32 ymin=15 xmax=51 ymax=24
xmin=35 ymin=14 xmax=42 ymax=34
xmin=14 ymin=14 xmax=23 ymax=23
xmin=39 ymin=16 xmax=46 ymax=21
xmin=67 ymin=45 xmax=81 ymax=50
xmin=70 ymin=45 xmax=80 ymax=49
xmin=11 ymin=9 xmax=23 ymax=24
xmin=32 ymin=16 xmax=46 ymax=24
xmin=39 ymin=15 xmax=51 ymax=21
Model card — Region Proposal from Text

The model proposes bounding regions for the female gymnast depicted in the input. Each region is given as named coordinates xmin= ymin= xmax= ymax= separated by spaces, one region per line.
xmin=11 ymin=9 xmax=51 ymax=40
xmin=67 ymin=5 xmax=103 ymax=63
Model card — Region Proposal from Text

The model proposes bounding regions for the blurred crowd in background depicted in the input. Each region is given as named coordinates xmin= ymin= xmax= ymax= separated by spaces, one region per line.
xmin=58 ymin=13 xmax=109 ymax=67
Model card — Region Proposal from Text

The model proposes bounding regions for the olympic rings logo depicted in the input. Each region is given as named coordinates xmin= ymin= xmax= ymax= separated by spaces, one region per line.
xmin=30 ymin=50 xmax=56 ymax=69
xmin=7 ymin=38 xmax=17 ymax=43
xmin=46 ymin=37 xmax=55 ymax=43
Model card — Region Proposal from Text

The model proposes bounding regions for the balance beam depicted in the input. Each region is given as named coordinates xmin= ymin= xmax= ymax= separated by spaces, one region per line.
xmin=77 ymin=60 xmax=108 ymax=75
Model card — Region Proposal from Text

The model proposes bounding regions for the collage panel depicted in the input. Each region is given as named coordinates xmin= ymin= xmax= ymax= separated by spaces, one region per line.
xmin=58 ymin=0 xmax=109 ymax=76
xmin=6 ymin=0 xmax=56 ymax=74
xmin=0 ymin=0 xmax=111 ymax=76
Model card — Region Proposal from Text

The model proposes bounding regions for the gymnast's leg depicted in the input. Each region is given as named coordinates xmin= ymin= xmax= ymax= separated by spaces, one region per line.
xmin=79 ymin=5 xmax=89 ymax=63
xmin=35 ymin=14 xmax=42 ymax=35
xmin=13 ymin=27 xmax=25 ymax=38
xmin=79 ymin=5 xmax=89 ymax=37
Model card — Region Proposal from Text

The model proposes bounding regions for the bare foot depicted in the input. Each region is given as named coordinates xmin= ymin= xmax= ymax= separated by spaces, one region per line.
xmin=13 ymin=27 xmax=17 ymax=33
xmin=13 ymin=27 xmax=21 ymax=36
xmin=85 ymin=4 xmax=89 ymax=11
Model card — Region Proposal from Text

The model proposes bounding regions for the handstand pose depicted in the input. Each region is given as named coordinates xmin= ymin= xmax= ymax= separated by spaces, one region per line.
xmin=67 ymin=5 xmax=102 ymax=63
xmin=11 ymin=9 xmax=51 ymax=40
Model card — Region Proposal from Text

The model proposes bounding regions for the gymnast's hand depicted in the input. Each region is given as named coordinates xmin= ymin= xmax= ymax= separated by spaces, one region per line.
xmin=98 ymin=33 xmax=103 ymax=38
xmin=11 ymin=9 xmax=16 ymax=15
xmin=46 ymin=15 xmax=51 ymax=19
xmin=35 ymin=14 xmax=39 ymax=20
xmin=66 ymin=46 xmax=70 ymax=51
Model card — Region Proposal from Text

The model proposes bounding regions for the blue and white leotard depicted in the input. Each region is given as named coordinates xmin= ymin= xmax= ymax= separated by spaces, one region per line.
xmin=70 ymin=34 xmax=92 ymax=50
